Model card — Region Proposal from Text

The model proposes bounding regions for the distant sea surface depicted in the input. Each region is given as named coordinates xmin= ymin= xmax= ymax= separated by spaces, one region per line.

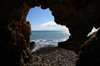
xmin=30 ymin=31 xmax=70 ymax=52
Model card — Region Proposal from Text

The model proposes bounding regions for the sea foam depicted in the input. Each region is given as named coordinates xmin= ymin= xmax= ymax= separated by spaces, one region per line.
xmin=30 ymin=31 xmax=70 ymax=52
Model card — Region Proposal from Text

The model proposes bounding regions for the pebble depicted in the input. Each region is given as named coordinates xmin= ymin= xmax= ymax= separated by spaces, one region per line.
xmin=27 ymin=47 xmax=78 ymax=66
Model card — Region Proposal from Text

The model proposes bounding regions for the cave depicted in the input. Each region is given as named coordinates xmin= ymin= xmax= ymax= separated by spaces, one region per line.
xmin=1 ymin=0 xmax=100 ymax=66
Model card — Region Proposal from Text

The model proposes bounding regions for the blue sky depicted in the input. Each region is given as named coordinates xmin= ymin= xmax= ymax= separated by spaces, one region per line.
xmin=26 ymin=6 xmax=99 ymax=34
xmin=26 ymin=6 xmax=69 ymax=32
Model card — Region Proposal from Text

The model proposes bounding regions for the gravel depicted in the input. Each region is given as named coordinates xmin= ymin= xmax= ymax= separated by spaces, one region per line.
xmin=26 ymin=47 xmax=78 ymax=66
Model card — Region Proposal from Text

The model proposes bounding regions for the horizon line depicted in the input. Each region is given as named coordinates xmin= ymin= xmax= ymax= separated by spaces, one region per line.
xmin=31 ymin=30 xmax=66 ymax=31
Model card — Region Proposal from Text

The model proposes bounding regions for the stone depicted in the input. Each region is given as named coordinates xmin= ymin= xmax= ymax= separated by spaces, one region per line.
xmin=22 ymin=21 xmax=31 ymax=47
xmin=29 ymin=41 xmax=35 ymax=51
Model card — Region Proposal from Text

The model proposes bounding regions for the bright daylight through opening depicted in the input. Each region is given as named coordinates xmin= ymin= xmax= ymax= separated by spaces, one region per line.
xmin=87 ymin=27 xmax=99 ymax=36
xmin=26 ymin=6 xmax=70 ymax=52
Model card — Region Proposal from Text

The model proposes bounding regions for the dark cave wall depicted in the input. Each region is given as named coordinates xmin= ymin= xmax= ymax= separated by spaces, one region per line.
xmin=76 ymin=30 xmax=100 ymax=66
xmin=0 ymin=1 xmax=31 ymax=66
xmin=34 ymin=0 xmax=100 ymax=42
xmin=0 ymin=0 xmax=100 ymax=66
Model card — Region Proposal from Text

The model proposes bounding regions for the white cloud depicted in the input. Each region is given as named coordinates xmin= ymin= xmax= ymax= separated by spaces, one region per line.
xmin=39 ymin=21 xmax=70 ymax=34
xmin=31 ymin=21 xmax=70 ymax=34
xmin=41 ymin=21 xmax=60 ymax=27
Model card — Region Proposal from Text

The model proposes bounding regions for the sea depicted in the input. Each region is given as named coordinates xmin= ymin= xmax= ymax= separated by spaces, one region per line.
xmin=30 ymin=31 xmax=70 ymax=52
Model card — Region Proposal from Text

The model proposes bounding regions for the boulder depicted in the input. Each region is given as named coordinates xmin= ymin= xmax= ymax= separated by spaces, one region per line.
xmin=29 ymin=41 xmax=35 ymax=51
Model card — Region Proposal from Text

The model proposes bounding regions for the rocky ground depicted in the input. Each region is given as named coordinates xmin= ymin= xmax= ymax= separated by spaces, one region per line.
xmin=26 ymin=47 xmax=78 ymax=66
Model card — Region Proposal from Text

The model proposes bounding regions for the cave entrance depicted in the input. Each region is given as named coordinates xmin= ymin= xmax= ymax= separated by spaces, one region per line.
xmin=87 ymin=27 xmax=99 ymax=36
xmin=26 ymin=6 xmax=70 ymax=52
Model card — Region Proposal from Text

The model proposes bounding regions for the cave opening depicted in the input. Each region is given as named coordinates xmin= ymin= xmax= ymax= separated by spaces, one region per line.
xmin=87 ymin=27 xmax=99 ymax=36
xmin=26 ymin=6 xmax=70 ymax=52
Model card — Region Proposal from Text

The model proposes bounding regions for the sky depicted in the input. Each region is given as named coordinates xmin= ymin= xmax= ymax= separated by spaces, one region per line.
xmin=26 ymin=6 xmax=99 ymax=34
xmin=26 ymin=6 xmax=69 ymax=32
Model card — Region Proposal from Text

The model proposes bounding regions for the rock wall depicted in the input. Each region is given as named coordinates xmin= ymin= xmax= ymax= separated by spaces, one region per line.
xmin=0 ymin=0 xmax=100 ymax=66
xmin=76 ymin=29 xmax=100 ymax=66
xmin=58 ymin=36 xmax=81 ymax=54
xmin=0 ymin=1 xmax=31 ymax=66
xmin=58 ymin=35 xmax=91 ymax=54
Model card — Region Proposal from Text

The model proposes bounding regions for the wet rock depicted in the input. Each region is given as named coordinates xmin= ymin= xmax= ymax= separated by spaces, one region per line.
xmin=29 ymin=41 xmax=35 ymax=51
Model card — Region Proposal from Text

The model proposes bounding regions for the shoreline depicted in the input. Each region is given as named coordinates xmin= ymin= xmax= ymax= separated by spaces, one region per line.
xmin=30 ymin=43 xmax=58 ymax=53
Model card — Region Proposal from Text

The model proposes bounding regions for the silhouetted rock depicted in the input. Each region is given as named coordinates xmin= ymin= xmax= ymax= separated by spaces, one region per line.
xmin=58 ymin=36 xmax=81 ymax=54
xmin=76 ymin=29 xmax=100 ymax=66
xmin=58 ymin=35 xmax=92 ymax=54
xmin=30 ymin=41 xmax=35 ymax=51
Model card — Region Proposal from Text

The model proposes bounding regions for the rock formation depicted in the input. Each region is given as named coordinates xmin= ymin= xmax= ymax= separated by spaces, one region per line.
xmin=0 ymin=0 xmax=100 ymax=66
xmin=0 ymin=1 xmax=31 ymax=66
xmin=30 ymin=41 xmax=35 ymax=51
xmin=76 ymin=29 xmax=100 ymax=66
xmin=22 ymin=21 xmax=31 ymax=48
xmin=58 ymin=35 xmax=91 ymax=54
xmin=58 ymin=36 xmax=81 ymax=54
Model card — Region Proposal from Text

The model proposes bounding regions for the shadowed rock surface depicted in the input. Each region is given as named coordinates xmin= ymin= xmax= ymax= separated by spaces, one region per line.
xmin=58 ymin=36 xmax=81 ymax=54
xmin=58 ymin=36 xmax=91 ymax=54
xmin=76 ymin=29 xmax=100 ymax=66
xmin=30 ymin=41 xmax=35 ymax=51
xmin=0 ymin=0 xmax=100 ymax=66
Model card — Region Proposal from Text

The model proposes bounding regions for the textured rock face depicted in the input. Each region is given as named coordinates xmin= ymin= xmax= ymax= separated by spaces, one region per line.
xmin=1 ymin=0 xmax=100 ymax=66
xmin=0 ymin=1 xmax=31 ymax=66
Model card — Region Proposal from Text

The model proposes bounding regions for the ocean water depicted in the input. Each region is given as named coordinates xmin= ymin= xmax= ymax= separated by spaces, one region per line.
xmin=30 ymin=31 xmax=70 ymax=52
